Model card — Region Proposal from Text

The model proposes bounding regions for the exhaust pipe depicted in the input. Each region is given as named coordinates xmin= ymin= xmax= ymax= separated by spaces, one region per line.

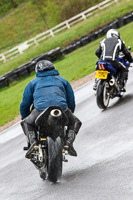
xmin=109 ymin=79 xmax=115 ymax=86
xmin=48 ymin=109 xmax=62 ymax=125
xmin=50 ymin=109 xmax=62 ymax=117
xmin=109 ymin=78 xmax=119 ymax=92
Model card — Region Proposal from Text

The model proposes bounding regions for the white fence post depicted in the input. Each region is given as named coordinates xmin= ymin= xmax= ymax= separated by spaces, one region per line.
xmin=82 ymin=13 xmax=86 ymax=20
xmin=18 ymin=47 xmax=23 ymax=54
xmin=34 ymin=39 xmax=38 ymax=46
xmin=1 ymin=54 xmax=6 ymax=63
xmin=66 ymin=22 xmax=70 ymax=29
xmin=50 ymin=30 xmax=54 ymax=37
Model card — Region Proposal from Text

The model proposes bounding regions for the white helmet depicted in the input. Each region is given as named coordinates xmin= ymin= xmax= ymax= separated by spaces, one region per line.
xmin=106 ymin=29 xmax=120 ymax=39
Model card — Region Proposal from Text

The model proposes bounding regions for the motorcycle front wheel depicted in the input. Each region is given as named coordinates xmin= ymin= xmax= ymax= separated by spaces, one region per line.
xmin=47 ymin=136 xmax=62 ymax=183
xmin=96 ymin=80 xmax=110 ymax=109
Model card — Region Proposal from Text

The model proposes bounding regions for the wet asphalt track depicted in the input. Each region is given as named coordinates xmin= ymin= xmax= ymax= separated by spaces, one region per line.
xmin=0 ymin=69 xmax=133 ymax=200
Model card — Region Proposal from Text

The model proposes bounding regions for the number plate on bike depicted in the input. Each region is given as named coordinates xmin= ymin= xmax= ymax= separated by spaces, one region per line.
xmin=95 ymin=70 xmax=108 ymax=79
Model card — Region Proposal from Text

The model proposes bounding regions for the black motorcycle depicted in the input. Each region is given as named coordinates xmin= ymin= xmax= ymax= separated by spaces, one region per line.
xmin=24 ymin=106 xmax=69 ymax=183
xmin=95 ymin=49 xmax=132 ymax=109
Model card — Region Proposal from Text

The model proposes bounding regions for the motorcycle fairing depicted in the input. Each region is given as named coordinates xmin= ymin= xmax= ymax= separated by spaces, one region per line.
xmin=95 ymin=60 xmax=117 ymax=75
xmin=35 ymin=106 xmax=68 ymax=138
xmin=118 ymin=57 xmax=130 ymax=68
xmin=35 ymin=106 xmax=68 ymax=127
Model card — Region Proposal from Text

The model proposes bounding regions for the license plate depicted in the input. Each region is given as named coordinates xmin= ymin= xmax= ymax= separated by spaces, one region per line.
xmin=95 ymin=70 xmax=108 ymax=79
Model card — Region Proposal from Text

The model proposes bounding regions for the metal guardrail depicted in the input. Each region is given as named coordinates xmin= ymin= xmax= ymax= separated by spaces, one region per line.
xmin=0 ymin=0 xmax=118 ymax=64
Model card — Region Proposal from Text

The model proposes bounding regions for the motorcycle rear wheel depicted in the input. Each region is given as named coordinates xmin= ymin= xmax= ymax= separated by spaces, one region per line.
xmin=96 ymin=80 xmax=110 ymax=109
xmin=47 ymin=136 xmax=62 ymax=183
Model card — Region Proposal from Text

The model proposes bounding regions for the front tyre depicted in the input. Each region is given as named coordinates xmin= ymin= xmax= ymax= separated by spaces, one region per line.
xmin=47 ymin=136 xmax=62 ymax=183
xmin=96 ymin=80 xmax=110 ymax=109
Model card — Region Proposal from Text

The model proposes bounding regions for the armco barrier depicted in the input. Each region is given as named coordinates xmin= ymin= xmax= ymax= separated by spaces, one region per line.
xmin=118 ymin=12 xmax=133 ymax=27
xmin=0 ymin=12 xmax=133 ymax=89
xmin=123 ymin=13 xmax=133 ymax=24
xmin=0 ymin=77 xmax=8 ymax=88
xmin=4 ymin=70 xmax=19 ymax=82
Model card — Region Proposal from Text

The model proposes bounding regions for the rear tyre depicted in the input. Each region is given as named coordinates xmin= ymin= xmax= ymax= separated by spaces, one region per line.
xmin=47 ymin=137 xmax=62 ymax=183
xmin=96 ymin=80 xmax=110 ymax=109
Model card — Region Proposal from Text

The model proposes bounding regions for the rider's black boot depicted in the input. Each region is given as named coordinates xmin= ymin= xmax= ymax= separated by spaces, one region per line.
xmin=118 ymin=80 xmax=126 ymax=92
xmin=64 ymin=130 xmax=77 ymax=157
xmin=25 ymin=131 xmax=38 ymax=159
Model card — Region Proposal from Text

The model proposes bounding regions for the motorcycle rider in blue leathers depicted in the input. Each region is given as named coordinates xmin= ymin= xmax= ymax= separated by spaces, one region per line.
xmin=20 ymin=60 xmax=82 ymax=158
xmin=93 ymin=29 xmax=133 ymax=90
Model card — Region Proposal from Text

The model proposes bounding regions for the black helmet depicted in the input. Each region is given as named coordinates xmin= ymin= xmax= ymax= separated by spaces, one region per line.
xmin=35 ymin=60 xmax=55 ymax=72
xmin=106 ymin=29 xmax=120 ymax=39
